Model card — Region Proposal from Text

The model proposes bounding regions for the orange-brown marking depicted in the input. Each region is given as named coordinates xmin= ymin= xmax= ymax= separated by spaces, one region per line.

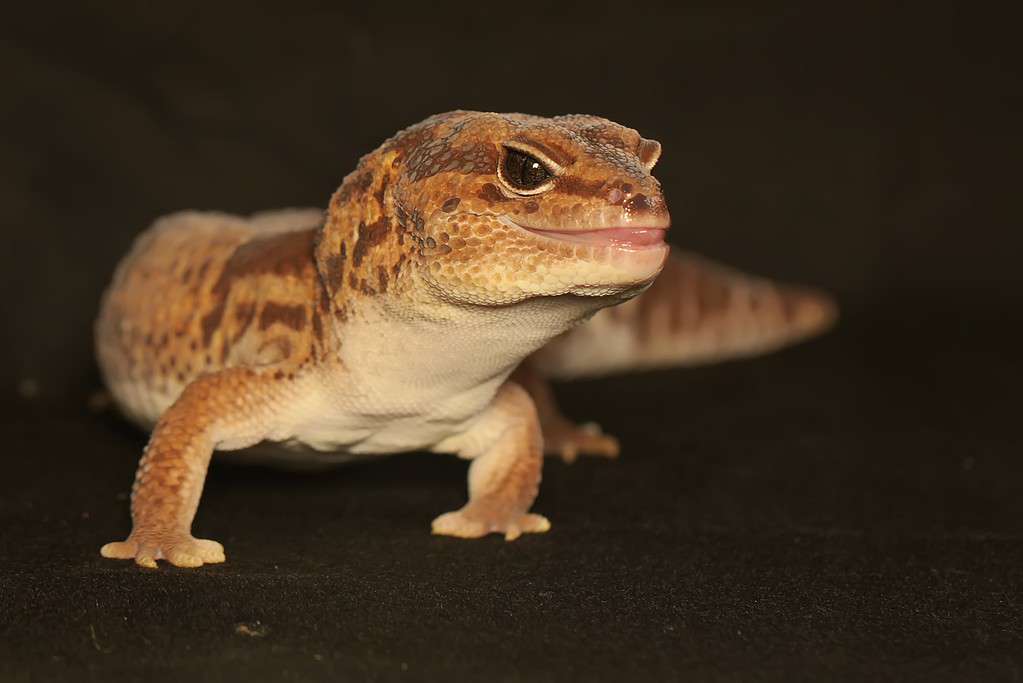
xmin=201 ymin=229 xmax=318 ymax=347
xmin=352 ymin=218 xmax=390 ymax=268
xmin=258 ymin=302 xmax=307 ymax=332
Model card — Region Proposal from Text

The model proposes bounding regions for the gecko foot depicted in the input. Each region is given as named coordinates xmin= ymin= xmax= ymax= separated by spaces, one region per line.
xmin=101 ymin=534 xmax=226 ymax=568
xmin=432 ymin=500 xmax=551 ymax=541
xmin=544 ymin=420 xmax=620 ymax=464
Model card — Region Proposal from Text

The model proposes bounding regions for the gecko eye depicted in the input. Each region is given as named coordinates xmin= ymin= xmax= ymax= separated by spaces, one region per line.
xmin=498 ymin=147 xmax=554 ymax=195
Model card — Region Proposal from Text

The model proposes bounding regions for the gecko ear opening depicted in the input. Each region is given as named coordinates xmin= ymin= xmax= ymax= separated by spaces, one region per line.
xmin=636 ymin=138 xmax=662 ymax=171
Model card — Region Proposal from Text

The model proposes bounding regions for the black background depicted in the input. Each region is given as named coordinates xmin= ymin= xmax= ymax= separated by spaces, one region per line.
xmin=2 ymin=2 xmax=1021 ymax=681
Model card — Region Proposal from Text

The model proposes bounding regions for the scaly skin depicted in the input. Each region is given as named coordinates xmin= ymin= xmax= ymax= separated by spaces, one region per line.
xmin=97 ymin=111 xmax=836 ymax=566
xmin=96 ymin=111 xmax=674 ymax=567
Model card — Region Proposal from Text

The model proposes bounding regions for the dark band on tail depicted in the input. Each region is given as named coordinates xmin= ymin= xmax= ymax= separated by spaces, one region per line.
xmin=531 ymin=249 xmax=837 ymax=379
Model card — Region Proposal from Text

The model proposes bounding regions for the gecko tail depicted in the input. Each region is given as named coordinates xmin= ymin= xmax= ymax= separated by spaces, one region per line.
xmin=531 ymin=249 xmax=838 ymax=380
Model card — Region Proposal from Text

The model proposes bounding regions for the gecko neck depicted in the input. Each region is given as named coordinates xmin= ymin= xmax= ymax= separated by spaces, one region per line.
xmin=339 ymin=282 xmax=603 ymax=403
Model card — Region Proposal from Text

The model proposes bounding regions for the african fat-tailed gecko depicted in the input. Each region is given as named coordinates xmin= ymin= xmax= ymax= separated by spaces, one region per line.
xmin=96 ymin=111 xmax=835 ymax=568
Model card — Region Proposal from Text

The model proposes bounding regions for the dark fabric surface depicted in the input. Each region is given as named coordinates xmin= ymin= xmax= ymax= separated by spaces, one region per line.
xmin=4 ymin=305 xmax=1022 ymax=681
xmin=2 ymin=1 xmax=1022 ymax=681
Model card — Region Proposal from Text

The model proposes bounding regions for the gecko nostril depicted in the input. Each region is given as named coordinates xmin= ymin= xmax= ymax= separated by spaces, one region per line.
xmin=623 ymin=193 xmax=652 ymax=214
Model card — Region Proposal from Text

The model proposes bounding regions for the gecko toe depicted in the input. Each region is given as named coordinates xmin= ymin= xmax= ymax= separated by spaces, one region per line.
xmin=504 ymin=513 xmax=551 ymax=541
xmin=136 ymin=555 xmax=159 ymax=569
xmin=166 ymin=549 xmax=204 ymax=568
xmin=193 ymin=539 xmax=226 ymax=563
xmin=432 ymin=511 xmax=488 ymax=538
xmin=100 ymin=540 xmax=137 ymax=559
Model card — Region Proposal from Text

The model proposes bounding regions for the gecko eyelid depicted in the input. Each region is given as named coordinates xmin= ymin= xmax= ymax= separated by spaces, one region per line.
xmin=501 ymin=141 xmax=565 ymax=174
xmin=498 ymin=145 xmax=557 ymax=196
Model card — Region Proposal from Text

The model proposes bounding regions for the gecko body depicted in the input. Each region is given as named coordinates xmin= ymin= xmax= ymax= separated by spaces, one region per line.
xmin=96 ymin=111 xmax=834 ymax=567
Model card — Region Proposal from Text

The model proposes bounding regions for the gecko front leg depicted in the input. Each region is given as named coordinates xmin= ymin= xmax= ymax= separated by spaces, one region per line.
xmin=431 ymin=382 xmax=551 ymax=541
xmin=101 ymin=367 xmax=296 ymax=568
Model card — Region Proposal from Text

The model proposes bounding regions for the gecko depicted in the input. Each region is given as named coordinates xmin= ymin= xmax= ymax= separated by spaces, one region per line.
xmin=96 ymin=111 xmax=836 ymax=568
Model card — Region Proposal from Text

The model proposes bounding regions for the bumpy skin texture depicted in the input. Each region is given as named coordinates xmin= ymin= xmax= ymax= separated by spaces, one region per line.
xmin=96 ymin=110 xmax=834 ymax=567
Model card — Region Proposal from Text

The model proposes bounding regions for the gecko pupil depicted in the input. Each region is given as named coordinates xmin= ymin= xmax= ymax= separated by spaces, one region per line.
xmin=501 ymin=148 xmax=552 ymax=191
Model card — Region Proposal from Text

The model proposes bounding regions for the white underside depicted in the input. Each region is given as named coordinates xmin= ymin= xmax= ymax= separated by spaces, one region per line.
xmin=278 ymin=297 xmax=595 ymax=459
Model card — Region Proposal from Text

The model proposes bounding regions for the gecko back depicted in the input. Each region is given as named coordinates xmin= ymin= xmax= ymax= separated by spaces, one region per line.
xmin=95 ymin=208 xmax=327 ymax=428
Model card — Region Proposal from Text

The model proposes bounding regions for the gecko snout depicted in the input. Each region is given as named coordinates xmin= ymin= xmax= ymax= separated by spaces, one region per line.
xmin=622 ymin=192 xmax=670 ymax=232
xmin=605 ymin=181 xmax=669 ymax=226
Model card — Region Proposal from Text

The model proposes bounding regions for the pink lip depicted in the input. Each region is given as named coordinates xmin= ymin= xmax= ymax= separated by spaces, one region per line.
xmin=525 ymin=227 xmax=668 ymax=250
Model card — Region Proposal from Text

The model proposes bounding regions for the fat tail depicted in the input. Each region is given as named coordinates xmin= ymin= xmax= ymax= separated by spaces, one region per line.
xmin=531 ymin=249 xmax=838 ymax=380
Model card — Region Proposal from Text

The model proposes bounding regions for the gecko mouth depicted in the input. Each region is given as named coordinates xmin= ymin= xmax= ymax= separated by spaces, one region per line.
xmin=493 ymin=215 xmax=670 ymax=292
xmin=522 ymin=226 xmax=668 ymax=250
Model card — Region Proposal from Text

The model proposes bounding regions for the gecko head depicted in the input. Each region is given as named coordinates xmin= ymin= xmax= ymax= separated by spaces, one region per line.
xmin=387 ymin=111 xmax=670 ymax=307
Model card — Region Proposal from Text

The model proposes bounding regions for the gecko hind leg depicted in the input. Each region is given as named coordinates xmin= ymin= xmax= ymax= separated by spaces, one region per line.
xmin=511 ymin=361 xmax=620 ymax=464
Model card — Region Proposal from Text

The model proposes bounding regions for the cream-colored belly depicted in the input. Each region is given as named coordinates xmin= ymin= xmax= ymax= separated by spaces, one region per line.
xmin=105 ymin=324 xmax=509 ymax=468
xmin=214 ymin=374 xmax=500 ymax=468
xmin=231 ymin=306 xmax=543 ymax=464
